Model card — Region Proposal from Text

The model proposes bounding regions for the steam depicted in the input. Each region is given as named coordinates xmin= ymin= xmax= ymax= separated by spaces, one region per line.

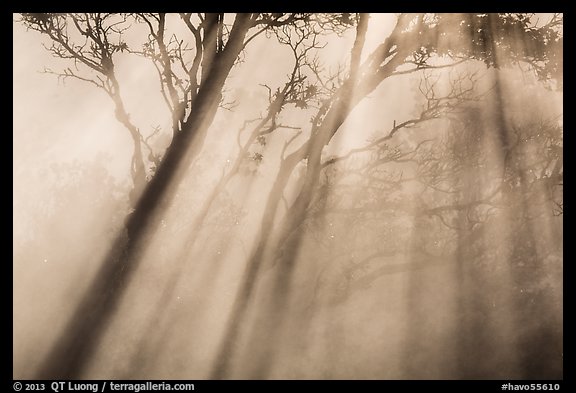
xmin=13 ymin=13 xmax=562 ymax=380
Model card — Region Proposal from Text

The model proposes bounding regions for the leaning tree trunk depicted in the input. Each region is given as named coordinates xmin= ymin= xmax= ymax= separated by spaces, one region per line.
xmin=36 ymin=14 xmax=252 ymax=379
xmin=209 ymin=21 xmax=429 ymax=375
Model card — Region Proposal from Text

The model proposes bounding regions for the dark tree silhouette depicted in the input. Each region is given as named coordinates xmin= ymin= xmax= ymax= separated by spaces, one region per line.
xmin=19 ymin=12 xmax=335 ymax=379
xmin=17 ymin=12 xmax=562 ymax=379
xmin=208 ymin=13 xmax=562 ymax=378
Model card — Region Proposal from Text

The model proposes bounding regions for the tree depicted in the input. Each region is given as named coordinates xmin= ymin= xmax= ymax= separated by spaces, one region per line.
xmin=207 ymin=13 xmax=563 ymax=378
xmin=19 ymin=12 xmax=337 ymax=379
xmin=16 ymin=12 xmax=562 ymax=379
xmin=282 ymin=70 xmax=562 ymax=378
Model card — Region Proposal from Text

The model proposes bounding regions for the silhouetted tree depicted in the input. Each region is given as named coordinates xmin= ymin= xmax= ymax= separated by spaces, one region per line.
xmin=17 ymin=12 xmax=562 ymax=379
xmin=19 ymin=12 xmax=345 ymax=379
xmin=209 ymin=13 xmax=562 ymax=378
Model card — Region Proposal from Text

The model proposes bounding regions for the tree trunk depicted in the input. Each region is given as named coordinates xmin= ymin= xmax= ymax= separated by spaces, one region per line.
xmin=210 ymin=40 xmax=414 ymax=377
xmin=36 ymin=14 xmax=252 ymax=379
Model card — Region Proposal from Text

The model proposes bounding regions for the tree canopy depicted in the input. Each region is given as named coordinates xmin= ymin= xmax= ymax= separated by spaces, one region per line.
xmin=14 ymin=12 xmax=562 ymax=380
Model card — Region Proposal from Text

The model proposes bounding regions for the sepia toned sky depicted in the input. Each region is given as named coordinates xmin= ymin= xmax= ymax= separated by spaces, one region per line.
xmin=13 ymin=13 xmax=562 ymax=381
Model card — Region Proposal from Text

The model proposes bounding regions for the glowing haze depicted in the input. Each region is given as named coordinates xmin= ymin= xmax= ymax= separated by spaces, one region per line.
xmin=13 ymin=13 xmax=562 ymax=380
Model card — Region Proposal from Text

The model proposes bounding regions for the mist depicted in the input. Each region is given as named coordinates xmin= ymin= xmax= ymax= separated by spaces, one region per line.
xmin=13 ymin=13 xmax=562 ymax=380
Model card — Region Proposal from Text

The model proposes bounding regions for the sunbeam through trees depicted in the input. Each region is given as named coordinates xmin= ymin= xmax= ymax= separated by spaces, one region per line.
xmin=13 ymin=13 xmax=562 ymax=380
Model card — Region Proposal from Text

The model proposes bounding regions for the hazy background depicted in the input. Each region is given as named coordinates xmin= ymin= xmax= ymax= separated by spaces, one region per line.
xmin=13 ymin=13 xmax=562 ymax=380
